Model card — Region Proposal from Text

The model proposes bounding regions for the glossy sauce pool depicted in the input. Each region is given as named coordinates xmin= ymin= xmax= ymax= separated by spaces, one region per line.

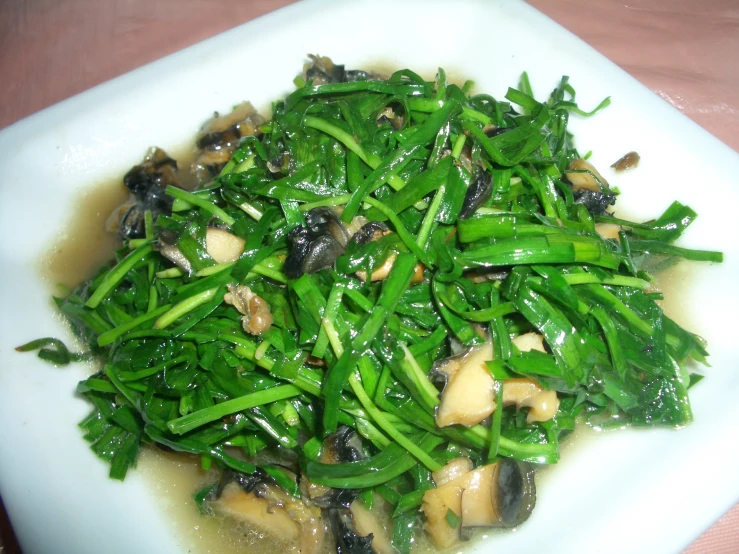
xmin=40 ymin=158 xmax=700 ymax=554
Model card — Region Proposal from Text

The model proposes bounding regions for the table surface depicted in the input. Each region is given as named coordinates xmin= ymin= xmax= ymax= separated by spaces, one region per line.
xmin=0 ymin=1 xmax=737 ymax=553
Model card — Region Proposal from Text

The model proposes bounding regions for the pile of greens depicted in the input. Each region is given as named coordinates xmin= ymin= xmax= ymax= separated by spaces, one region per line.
xmin=21 ymin=62 xmax=722 ymax=552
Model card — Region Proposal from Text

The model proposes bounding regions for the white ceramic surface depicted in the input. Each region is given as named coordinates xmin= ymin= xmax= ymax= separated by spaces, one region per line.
xmin=0 ymin=0 xmax=737 ymax=553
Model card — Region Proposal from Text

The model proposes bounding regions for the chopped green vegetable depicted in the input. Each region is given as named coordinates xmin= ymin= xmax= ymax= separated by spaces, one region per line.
xmin=20 ymin=57 xmax=721 ymax=553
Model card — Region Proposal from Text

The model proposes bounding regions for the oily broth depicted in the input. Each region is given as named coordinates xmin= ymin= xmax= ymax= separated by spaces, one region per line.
xmin=41 ymin=181 xmax=129 ymax=291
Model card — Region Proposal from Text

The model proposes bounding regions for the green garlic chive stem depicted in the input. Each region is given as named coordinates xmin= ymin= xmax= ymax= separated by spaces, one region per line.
xmin=299 ymin=194 xmax=353 ymax=212
xmin=127 ymin=238 xmax=149 ymax=249
xmin=348 ymin=373 xmax=442 ymax=472
xmin=156 ymin=267 xmax=184 ymax=279
xmin=154 ymin=287 xmax=219 ymax=329
xmin=165 ymin=186 xmax=235 ymax=226
xmin=451 ymin=134 xmax=466 ymax=159
xmin=303 ymin=116 xmax=407 ymax=191
xmin=239 ymin=201 xmax=263 ymax=221
xmin=233 ymin=154 xmax=256 ymax=173
xmin=254 ymin=340 xmax=271 ymax=361
xmin=250 ymin=264 xmax=287 ymax=284
xmin=399 ymin=344 xmax=441 ymax=405
xmin=86 ymin=243 xmax=154 ymax=308
xmin=167 ymin=384 xmax=302 ymax=435
xmin=416 ymin=184 xmax=445 ymax=249
xmin=563 ymin=273 xmax=650 ymax=289
xmin=97 ymin=304 xmax=172 ymax=347
xmin=487 ymin=380 xmax=504 ymax=461
xmin=364 ymin=197 xmax=431 ymax=266
xmin=196 ymin=262 xmax=234 ymax=277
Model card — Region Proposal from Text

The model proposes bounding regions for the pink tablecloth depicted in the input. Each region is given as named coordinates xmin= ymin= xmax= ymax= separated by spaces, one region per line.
xmin=0 ymin=1 xmax=737 ymax=553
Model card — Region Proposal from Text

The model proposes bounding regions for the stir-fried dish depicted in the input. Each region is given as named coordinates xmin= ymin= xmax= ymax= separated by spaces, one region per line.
xmin=19 ymin=56 xmax=723 ymax=553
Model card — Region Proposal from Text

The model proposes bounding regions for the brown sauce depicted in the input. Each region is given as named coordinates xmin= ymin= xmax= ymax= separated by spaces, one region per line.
xmin=40 ymin=182 xmax=128 ymax=291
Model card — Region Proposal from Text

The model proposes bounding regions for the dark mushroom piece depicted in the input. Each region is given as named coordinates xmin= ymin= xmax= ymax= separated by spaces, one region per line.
xmin=376 ymin=104 xmax=405 ymax=130
xmin=459 ymin=170 xmax=493 ymax=220
xmin=303 ymin=55 xmax=379 ymax=86
xmin=573 ymin=189 xmax=616 ymax=216
xmin=350 ymin=221 xmax=390 ymax=245
xmin=305 ymin=207 xmax=351 ymax=248
xmin=109 ymin=147 xmax=180 ymax=239
xmin=123 ymin=147 xmax=178 ymax=201
xmin=284 ymin=226 xmax=313 ymax=278
xmin=302 ymin=235 xmax=345 ymax=275
xmin=284 ymin=208 xmax=352 ymax=278
xmin=317 ymin=427 xmax=397 ymax=554
xmin=305 ymin=54 xmax=347 ymax=84
xmin=329 ymin=508 xmax=374 ymax=554
xmin=323 ymin=425 xmax=367 ymax=463
xmin=155 ymin=228 xmax=192 ymax=274
xmin=432 ymin=342 xmax=496 ymax=428
xmin=300 ymin=426 xmax=365 ymax=508
xmin=345 ymin=70 xmax=374 ymax=82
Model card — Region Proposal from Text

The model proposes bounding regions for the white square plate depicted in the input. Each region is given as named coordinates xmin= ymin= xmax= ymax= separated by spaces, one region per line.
xmin=0 ymin=1 xmax=737 ymax=553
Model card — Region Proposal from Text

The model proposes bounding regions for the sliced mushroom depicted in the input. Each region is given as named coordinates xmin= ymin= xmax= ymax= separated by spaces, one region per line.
xmin=350 ymin=500 xmax=394 ymax=554
xmin=155 ymin=229 xmax=192 ymax=273
xmin=421 ymin=478 xmax=465 ymax=549
xmin=434 ymin=342 xmax=496 ymax=428
xmin=512 ymin=332 xmax=547 ymax=354
xmin=432 ymin=457 xmax=474 ymax=488
xmin=214 ymin=478 xmax=325 ymax=554
xmin=460 ymin=459 xmax=535 ymax=529
xmin=611 ymin=151 xmax=640 ymax=172
xmin=422 ymin=459 xmax=536 ymax=548
xmin=205 ymin=228 xmax=245 ymax=263
xmin=304 ymin=54 xmax=346 ymax=85
xmin=565 ymin=158 xmax=610 ymax=192
xmin=594 ymin=222 xmax=622 ymax=240
xmin=214 ymin=481 xmax=301 ymax=541
xmin=198 ymin=101 xmax=262 ymax=142
xmin=502 ymin=378 xmax=559 ymax=423
xmin=224 ymin=284 xmax=273 ymax=335
xmin=355 ymin=253 xmax=425 ymax=284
